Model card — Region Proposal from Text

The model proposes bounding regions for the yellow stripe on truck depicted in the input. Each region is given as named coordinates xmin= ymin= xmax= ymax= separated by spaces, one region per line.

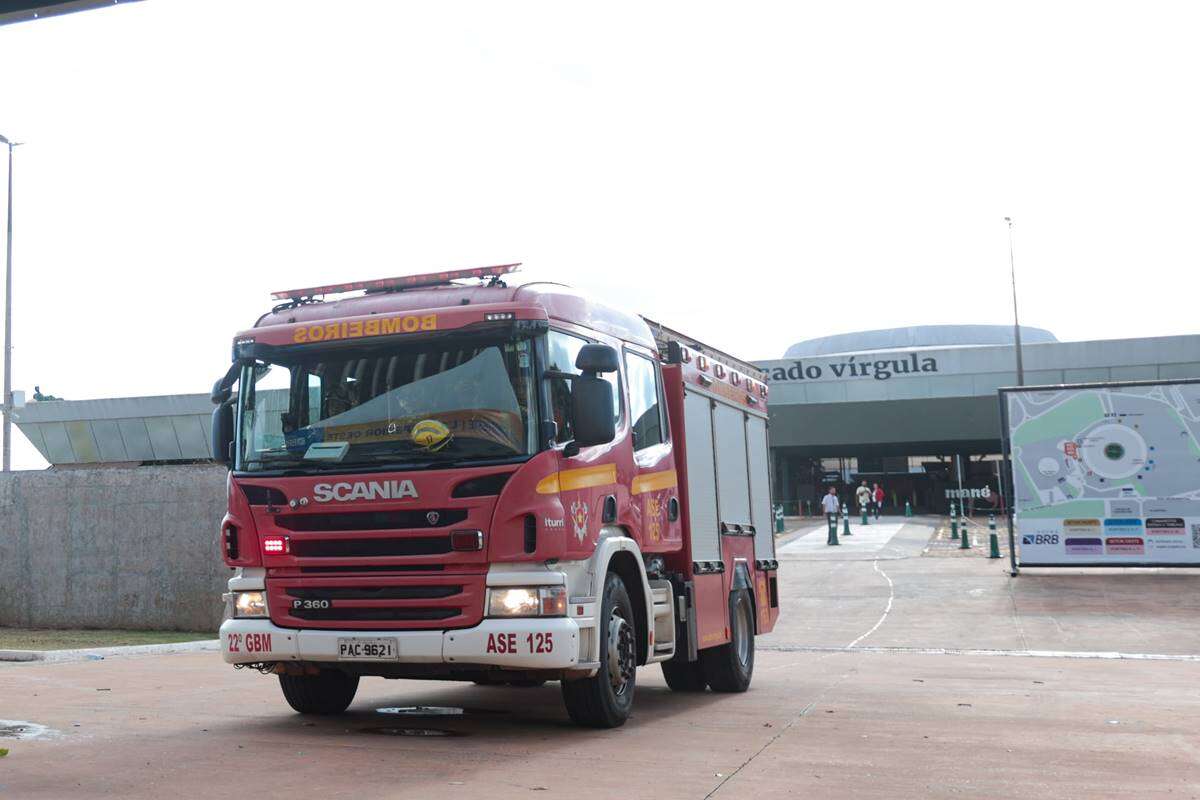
xmin=631 ymin=469 xmax=678 ymax=495
xmin=535 ymin=464 xmax=618 ymax=495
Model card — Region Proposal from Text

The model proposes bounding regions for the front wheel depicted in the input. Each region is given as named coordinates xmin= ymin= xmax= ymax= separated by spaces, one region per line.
xmin=561 ymin=572 xmax=637 ymax=728
xmin=278 ymin=669 xmax=360 ymax=714
xmin=701 ymin=590 xmax=755 ymax=693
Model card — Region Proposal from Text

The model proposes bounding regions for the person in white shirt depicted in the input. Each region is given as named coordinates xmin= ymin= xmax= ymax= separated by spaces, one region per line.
xmin=820 ymin=487 xmax=841 ymax=544
xmin=856 ymin=481 xmax=872 ymax=517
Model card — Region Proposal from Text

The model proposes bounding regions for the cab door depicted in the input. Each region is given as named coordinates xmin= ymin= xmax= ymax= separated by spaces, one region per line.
xmin=545 ymin=328 xmax=628 ymax=561
xmin=623 ymin=347 xmax=682 ymax=553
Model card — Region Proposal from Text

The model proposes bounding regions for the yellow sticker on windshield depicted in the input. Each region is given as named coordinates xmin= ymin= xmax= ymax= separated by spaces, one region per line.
xmin=411 ymin=419 xmax=452 ymax=452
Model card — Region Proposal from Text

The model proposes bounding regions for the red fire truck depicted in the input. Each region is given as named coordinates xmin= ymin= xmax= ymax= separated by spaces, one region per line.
xmin=211 ymin=264 xmax=778 ymax=727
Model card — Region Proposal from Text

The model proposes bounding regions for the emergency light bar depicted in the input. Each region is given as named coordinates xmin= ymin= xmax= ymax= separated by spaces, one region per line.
xmin=270 ymin=263 xmax=521 ymax=301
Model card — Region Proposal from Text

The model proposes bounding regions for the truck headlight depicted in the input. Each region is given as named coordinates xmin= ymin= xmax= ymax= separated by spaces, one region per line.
xmin=488 ymin=586 xmax=567 ymax=618
xmin=234 ymin=591 xmax=268 ymax=618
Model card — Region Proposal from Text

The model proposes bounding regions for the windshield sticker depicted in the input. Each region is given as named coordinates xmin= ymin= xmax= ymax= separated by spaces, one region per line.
xmin=292 ymin=314 xmax=438 ymax=344
xmin=412 ymin=419 xmax=452 ymax=452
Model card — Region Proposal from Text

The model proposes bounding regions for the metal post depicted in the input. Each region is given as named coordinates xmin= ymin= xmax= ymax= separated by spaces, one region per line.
xmin=1005 ymin=217 xmax=1024 ymax=387
xmin=955 ymin=453 xmax=966 ymax=518
xmin=950 ymin=502 xmax=959 ymax=539
xmin=841 ymin=504 xmax=851 ymax=537
xmin=1 ymin=135 xmax=14 ymax=473
xmin=998 ymin=390 xmax=1020 ymax=576
xmin=988 ymin=514 xmax=1001 ymax=558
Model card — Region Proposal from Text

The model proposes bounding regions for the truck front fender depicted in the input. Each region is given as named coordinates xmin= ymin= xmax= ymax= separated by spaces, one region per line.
xmin=561 ymin=528 xmax=655 ymax=667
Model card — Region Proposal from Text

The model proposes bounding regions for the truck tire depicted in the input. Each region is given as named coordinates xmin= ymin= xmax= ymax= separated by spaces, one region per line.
xmin=561 ymin=572 xmax=637 ymax=728
xmin=278 ymin=669 xmax=360 ymax=714
xmin=701 ymin=590 xmax=755 ymax=693
xmin=661 ymin=656 xmax=707 ymax=692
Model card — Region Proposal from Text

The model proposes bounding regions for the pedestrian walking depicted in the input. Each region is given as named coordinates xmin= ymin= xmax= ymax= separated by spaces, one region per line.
xmin=856 ymin=481 xmax=872 ymax=518
xmin=873 ymin=483 xmax=884 ymax=519
xmin=821 ymin=487 xmax=840 ymax=544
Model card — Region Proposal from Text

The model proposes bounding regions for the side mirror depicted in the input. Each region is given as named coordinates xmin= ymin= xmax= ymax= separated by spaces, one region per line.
xmin=575 ymin=343 xmax=619 ymax=374
xmin=570 ymin=375 xmax=615 ymax=448
xmin=212 ymin=403 xmax=234 ymax=466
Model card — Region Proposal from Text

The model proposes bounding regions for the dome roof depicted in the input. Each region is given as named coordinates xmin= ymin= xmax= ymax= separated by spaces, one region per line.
xmin=785 ymin=324 xmax=1057 ymax=358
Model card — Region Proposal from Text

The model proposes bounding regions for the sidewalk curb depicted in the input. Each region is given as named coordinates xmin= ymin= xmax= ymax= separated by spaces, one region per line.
xmin=0 ymin=639 xmax=219 ymax=664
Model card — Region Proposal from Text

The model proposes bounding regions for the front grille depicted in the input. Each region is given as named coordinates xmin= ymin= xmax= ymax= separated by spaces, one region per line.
xmin=276 ymin=508 xmax=467 ymax=532
xmin=288 ymin=606 xmax=459 ymax=622
xmin=288 ymin=585 xmax=460 ymax=600
xmin=290 ymin=536 xmax=450 ymax=558
xmin=297 ymin=564 xmax=445 ymax=574
xmin=268 ymin=574 xmax=484 ymax=630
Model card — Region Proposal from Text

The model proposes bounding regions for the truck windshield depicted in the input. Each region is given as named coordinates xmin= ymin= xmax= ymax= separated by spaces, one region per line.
xmin=236 ymin=332 xmax=537 ymax=472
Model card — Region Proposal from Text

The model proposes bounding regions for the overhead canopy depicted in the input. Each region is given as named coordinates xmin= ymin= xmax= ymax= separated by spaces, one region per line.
xmin=0 ymin=0 xmax=142 ymax=26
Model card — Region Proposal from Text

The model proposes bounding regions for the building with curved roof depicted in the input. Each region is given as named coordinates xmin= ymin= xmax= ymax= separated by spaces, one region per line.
xmin=785 ymin=324 xmax=1057 ymax=358
xmin=760 ymin=326 xmax=1200 ymax=514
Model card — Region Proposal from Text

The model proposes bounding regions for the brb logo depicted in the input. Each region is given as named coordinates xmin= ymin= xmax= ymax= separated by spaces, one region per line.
xmin=1022 ymin=534 xmax=1060 ymax=545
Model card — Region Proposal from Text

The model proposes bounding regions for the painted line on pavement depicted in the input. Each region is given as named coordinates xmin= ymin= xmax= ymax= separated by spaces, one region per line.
xmin=758 ymin=644 xmax=1200 ymax=662
xmin=845 ymin=558 xmax=895 ymax=649
xmin=0 ymin=639 xmax=219 ymax=663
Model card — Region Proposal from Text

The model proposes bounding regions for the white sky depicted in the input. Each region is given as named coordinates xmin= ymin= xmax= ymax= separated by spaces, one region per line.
xmin=1 ymin=0 xmax=1198 ymax=469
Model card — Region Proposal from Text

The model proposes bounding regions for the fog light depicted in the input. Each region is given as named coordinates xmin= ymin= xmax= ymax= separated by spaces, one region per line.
xmin=234 ymin=591 xmax=268 ymax=618
xmin=488 ymin=586 xmax=567 ymax=618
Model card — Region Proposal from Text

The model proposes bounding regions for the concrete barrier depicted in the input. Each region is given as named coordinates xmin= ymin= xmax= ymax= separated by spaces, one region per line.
xmin=0 ymin=465 xmax=228 ymax=631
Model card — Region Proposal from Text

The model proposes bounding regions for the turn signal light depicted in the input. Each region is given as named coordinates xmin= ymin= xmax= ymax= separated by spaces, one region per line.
xmin=262 ymin=535 xmax=290 ymax=555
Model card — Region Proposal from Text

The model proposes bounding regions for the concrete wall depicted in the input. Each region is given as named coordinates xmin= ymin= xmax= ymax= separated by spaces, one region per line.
xmin=0 ymin=464 xmax=229 ymax=632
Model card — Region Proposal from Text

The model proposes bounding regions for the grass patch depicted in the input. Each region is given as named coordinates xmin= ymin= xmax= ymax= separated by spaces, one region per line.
xmin=0 ymin=627 xmax=216 ymax=651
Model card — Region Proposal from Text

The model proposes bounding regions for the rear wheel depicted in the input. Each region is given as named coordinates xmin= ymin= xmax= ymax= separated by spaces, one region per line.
xmin=661 ymin=656 xmax=707 ymax=692
xmin=701 ymin=590 xmax=755 ymax=693
xmin=561 ymin=572 xmax=637 ymax=728
xmin=278 ymin=669 xmax=360 ymax=714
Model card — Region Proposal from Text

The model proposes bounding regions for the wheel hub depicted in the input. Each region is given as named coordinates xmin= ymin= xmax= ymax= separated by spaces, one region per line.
xmin=734 ymin=599 xmax=751 ymax=668
xmin=606 ymin=612 xmax=636 ymax=696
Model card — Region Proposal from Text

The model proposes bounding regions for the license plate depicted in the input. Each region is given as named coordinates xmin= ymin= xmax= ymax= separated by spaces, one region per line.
xmin=337 ymin=637 xmax=399 ymax=661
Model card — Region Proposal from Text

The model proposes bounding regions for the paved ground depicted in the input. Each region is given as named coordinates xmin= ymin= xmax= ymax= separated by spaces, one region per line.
xmin=2 ymin=516 xmax=1198 ymax=798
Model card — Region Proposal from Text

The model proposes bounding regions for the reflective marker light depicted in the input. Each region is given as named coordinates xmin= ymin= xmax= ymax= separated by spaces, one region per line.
xmin=234 ymin=591 xmax=268 ymax=618
xmin=450 ymin=529 xmax=484 ymax=551
xmin=271 ymin=263 xmax=521 ymax=301
xmin=487 ymin=586 xmax=568 ymax=618
xmin=262 ymin=535 xmax=289 ymax=555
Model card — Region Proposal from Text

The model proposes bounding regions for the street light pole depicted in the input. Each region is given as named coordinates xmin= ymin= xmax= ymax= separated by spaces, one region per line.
xmin=1 ymin=134 xmax=16 ymax=473
xmin=1004 ymin=216 xmax=1024 ymax=386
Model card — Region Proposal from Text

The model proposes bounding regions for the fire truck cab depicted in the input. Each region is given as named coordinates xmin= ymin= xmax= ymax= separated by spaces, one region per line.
xmin=212 ymin=265 xmax=778 ymax=728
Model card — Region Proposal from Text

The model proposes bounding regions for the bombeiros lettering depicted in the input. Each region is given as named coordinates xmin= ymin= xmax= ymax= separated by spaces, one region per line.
xmin=293 ymin=314 xmax=438 ymax=344
xmin=312 ymin=480 xmax=419 ymax=503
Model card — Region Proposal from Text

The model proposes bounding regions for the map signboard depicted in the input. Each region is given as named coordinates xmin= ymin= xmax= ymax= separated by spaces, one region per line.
xmin=1000 ymin=380 xmax=1200 ymax=569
